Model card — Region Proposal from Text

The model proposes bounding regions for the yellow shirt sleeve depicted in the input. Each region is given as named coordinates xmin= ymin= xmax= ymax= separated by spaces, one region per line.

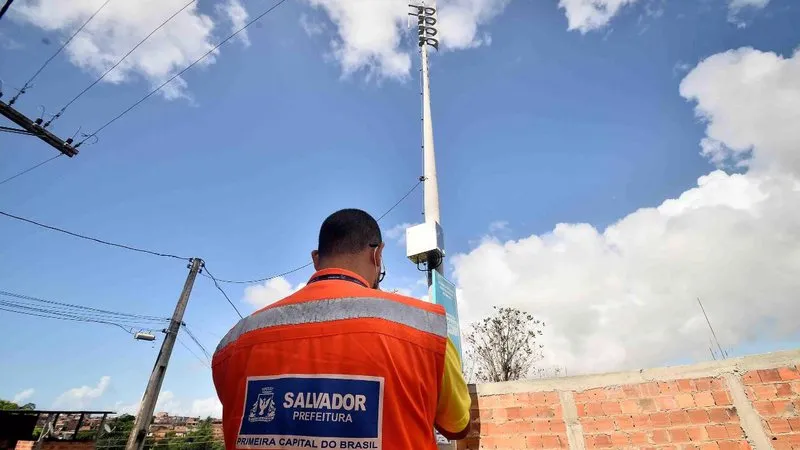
xmin=435 ymin=338 xmax=471 ymax=434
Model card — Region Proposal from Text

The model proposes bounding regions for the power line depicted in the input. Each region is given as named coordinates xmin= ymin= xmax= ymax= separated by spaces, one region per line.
xmin=199 ymin=262 xmax=312 ymax=285
xmin=201 ymin=264 xmax=243 ymax=319
xmin=205 ymin=178 xmax=423 ymax=285
xmin=377 ymin=178 xmax=423 ymax=221
xmin=0 ymin=154 xmax=62 ymax=186
xmin=0 ymin=125 xmax=34 ymax=135
xmin=0 ymin=210 xmax=191 ymax=261
xmin=76 ymin=0 xmax=291 ymax=146
xmin=44 ymin=0 xmax=197 ymax=126
xmin=177 ymin=335 xmax=210 ymax=369
xmin=182 ymin=323 xmax=211 ymax=360
xmin=9 ymin=0 xmax=115 ymax=105
xmin=0 ymin=289 xmax=169 ymax=322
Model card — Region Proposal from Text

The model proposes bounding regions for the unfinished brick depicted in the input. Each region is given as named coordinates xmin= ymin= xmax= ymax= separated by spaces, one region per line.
xmin=778 ymin=367 xmax=800 ymax=381
xmin=621 ymin=399 xmax=639 ymax=414
xmin=650 ymin=412 xmax=670 ymax=427
xmin=677 ymin=393 xmax=696 ymax=408
xmin=651 ymin=429 xmax=670 ymax=444
xmin=669 ymin=428 xmax=691 ymax=443
xmin=775 ymin=383 xmax=793 ymax=397
xmin=688 ymin=409 xmax=710 ymax=424
xmin=670 ymin=411 xmax=691 ymax=425
xmin=706 ymin=425 xmax=728 ymax=440
xmin=712 ymin=391 xmax=732 ymax=406
xmin=741 ymin=371 xmax=760 ymax=385
xmin=695 ymin=392 xmax=716 ymax=407
xmin=687 ymin=426 xmax=707 ymax=442
xmin=657 ymin=396 xmax=679 ymax=411
xmin=601 ymin=401 xmax=622 ymax=415
xmin=759 ymin=369 xmax=782 ymax=383
xmin=768 ymin=418 xmax=792 ymax=434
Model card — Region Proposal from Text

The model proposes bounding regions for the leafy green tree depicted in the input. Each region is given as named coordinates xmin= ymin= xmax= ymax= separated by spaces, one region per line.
xmin=464 ymin=306 xmax=545 ymax=382
xmin=0 ymin=400 xmax=36 ymax=410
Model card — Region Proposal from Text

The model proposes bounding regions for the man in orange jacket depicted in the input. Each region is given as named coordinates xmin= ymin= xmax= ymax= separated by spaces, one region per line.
xmin=212 ymin=209 xmax=471 ymax=450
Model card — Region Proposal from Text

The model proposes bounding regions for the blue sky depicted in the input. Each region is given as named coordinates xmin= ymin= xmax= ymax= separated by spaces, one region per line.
xmin=1 ymin=0 xmax=799 ymax=416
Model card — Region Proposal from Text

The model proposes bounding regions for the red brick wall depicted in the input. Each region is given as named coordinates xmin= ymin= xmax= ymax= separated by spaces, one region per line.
xmin=458 ymin=351 xmax=800 ymax=450
xmin=574 ymin=377 xmax=746 ymax=450
xmin=462 ymin=392 xmax=567 ymax=449
xmin=742 ymin=366 xmax=800 ymax=449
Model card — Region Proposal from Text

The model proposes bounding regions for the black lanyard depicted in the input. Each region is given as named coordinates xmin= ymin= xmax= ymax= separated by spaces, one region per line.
xmin=308 ymin=273 xmax=368 ymax=288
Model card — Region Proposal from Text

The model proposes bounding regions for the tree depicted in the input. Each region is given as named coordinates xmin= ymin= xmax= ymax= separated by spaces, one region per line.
xmin=0 ymin=400 xmax=36 ymax=410
xmin=464 ymin=306 xmax=545 ymax=383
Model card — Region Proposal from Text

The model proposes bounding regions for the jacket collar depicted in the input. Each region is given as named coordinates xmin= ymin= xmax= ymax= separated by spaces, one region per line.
xmin=308 ymin=268 xmax=371 ymax=288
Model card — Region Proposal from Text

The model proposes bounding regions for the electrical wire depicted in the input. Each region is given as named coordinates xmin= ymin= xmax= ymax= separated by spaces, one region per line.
xmin=0 ymin=210 xmax=191 ymax=260
xmin=205 ymin=177 xmax=423 ymax=285
xmin=0 ymin=304 xmax=142 ymax=334
xmin=0 ymin=125 xmax=34 ymax=136
xmin=376 ymin=178 xmax=423 ymax=221
xmin=199 ymin=262 xmax=312 ymax=285
xmin=0 ymin=289 xmax=169 ymax=322
xmin=177 ymin=335 xmax=211 ymax=369
xmin=0 ymin=154 xmax=62 ymax=186
xmin=75 ymin=0 xmax=291 ymax=146
xmin=9 ymin=0 xmax=115 ymax=105
xmin=44 ymin=0 xmax=197 ymax=126
xmin=182 ymin=323 xmax=211 ymax=359
xmin=201 ymin=264 xmax=244 ymax=319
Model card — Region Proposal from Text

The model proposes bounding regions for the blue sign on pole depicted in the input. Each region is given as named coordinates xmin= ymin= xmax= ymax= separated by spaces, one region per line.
xmin=431 ymin=270 xmax=462 ymax=360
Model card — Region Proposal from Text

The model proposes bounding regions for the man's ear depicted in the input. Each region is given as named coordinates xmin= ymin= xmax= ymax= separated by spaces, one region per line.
xmin=376 ymin=242 xmax=385 ymax=266
xmin=311 ymin=250 xmax=320 ymax=270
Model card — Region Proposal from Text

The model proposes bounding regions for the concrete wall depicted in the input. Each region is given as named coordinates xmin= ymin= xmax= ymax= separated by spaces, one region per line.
xmin=461 ymin=349 xmax=800 ymax=450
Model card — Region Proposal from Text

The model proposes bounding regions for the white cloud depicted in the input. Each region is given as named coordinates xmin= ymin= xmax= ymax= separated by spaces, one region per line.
xmin=54 ymin=376 xmax=111 ymax=409
xmin=217 ymin=0 xmax=250 ymax=47
xmin=488 ymin=220 xmax=509 ymax=233
xmin=13 ymin=388 xmax=35 ymax=404
xmin=11 ymin=0 xmax=246 ymax=100
xmin=302 ymin=0 xmax=511 ymax=79
xmin=680 ymin=48 xmax=800 ymax=174
xmin=558 ymin=0 xmax=640 ymax=33
xmin=453 ymin=46 xmax=800 ymax=375
xmin=385 ymin=222 xmax=417 ymax=245
xmin=729 ymin=0 xmax=770 ymax=13
xmin=299 ymin=13 xmax=326 ymax=36
xmin=244 ymin=277 xmax=306 ymax=309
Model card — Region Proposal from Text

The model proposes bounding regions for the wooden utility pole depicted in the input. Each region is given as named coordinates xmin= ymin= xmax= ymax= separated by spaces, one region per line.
xmin=126 ymin=258 xmax=203 ymax=450
xmin=0 ymin=100 xmax=79 ymax=156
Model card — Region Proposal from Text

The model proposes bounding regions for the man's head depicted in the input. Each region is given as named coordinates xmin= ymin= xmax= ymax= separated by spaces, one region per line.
xmin=312 ymin=209 xmax=385 ymax=288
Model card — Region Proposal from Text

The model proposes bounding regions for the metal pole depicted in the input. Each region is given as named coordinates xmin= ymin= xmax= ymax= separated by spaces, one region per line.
xmin=126 ymin=258 xmax=203 ymax=450
xmin=421 ymin=41 xmax=441 ymax=232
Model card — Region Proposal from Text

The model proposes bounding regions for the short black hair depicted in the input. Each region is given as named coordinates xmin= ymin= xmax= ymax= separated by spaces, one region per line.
xmin=317 ymin=209 xmax=382 ymax=259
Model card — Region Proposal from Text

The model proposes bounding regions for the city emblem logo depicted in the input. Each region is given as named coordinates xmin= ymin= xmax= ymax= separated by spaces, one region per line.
xmin=248 ymin=386 xmax=276 ymax=423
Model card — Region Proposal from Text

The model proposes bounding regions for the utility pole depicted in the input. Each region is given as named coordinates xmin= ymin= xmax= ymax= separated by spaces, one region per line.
xmin=126 ymin=258 xmax=203 ymax=450
xmin=0 ymin=99 xmax=79 ymax=156
xmin=405 ymin=5 xmax=462 ymax=450
xmin=406 ymin=2 xmax=444 ymax=287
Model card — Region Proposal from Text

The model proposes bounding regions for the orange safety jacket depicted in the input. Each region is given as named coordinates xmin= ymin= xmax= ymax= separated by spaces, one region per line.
xmin=212 ymin=268 xmax=448 ymax=450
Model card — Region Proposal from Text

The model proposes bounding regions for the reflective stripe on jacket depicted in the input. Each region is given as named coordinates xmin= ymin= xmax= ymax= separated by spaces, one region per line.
xmin=212 ymin=268 xmax=448 ymax=450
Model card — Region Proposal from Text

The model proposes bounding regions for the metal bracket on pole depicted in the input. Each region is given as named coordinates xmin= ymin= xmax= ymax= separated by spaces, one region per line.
xmin=0 ymin=100 xmax=79 ymax=157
